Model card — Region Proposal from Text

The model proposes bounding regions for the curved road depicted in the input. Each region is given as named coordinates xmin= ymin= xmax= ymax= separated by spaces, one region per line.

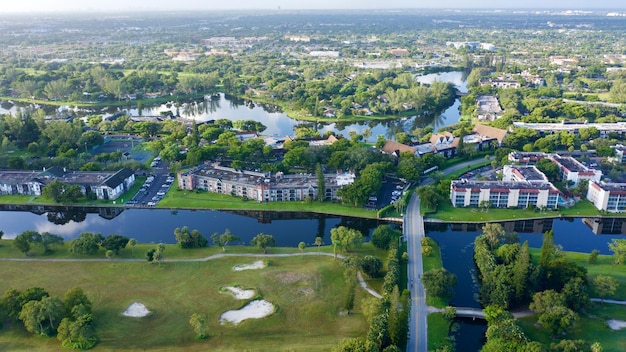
xmin=406 ymin=195 xmax=427 ymax=352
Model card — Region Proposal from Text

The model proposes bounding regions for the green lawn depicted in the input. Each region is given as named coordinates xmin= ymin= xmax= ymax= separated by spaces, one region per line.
xmin=158 ymin=185 xmax=376 ymax=218
xmin=528 ymin=248 xmax=626 ymax=300
xmin=425 ymin=199 xmax=614 ymax=222
xmin=0 ymin=254 xmax=372 ymax=351
xmin=422 ymin=238 xmax=448 ymax=308
xmin=428 ymin=313 xmax=452 ymax=351
xmin=519 ymin=303 xmax=626 ymax=352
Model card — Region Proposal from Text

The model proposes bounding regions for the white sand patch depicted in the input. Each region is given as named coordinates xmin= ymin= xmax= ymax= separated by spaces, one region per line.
xmin=607 ymin=319 xmax=626 ymax=330
xmin=219 ymin=300 xmax=275 ymax=326
xmin=233 ymin=260 xmax=266 ymax=271
xmin=122 ymin=302 xmax=151 ymax=317
xmin=221 ymin=286 xmax=256 ymax=300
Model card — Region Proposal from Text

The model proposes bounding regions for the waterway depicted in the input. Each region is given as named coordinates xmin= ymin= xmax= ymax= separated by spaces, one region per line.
xmin=0 ymin=72 xmax=466 ymax=141
xmin=426 ymin=217 xmax=626 ymax=351
xmin=0 ymin=206 xmax=382 ymax=246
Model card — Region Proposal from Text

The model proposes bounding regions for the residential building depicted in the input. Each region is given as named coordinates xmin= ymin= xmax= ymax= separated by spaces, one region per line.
xmin=450 ymin=179 xmax=560 ymax=209
xmin=177 ymin=162 xmax=354 ymax=202
xmin=0 ymin=167 xmax=135 ymax=200
xmin=471 ymin=124 xmax=508 ymax=146
xmin=513 ymin=121 xmax=626 ymax=137
xmin=550 ymin=155 xmax=602 ymax=186
xmin=586 ymin=180 xmax=626 ymax=212
xmin=508 ymin=151 xmax=549 ymax=164
xmin=614 ymin=144 xmax=626 ymax=163
xmin=502 ymin=165 xmax=549 ymax=184
xmin=479 ymin=79 xmax=521 ymax=89
xmin=475 ymin=95 xmax=503 ymax=121
xmin=381 ymin=140 xmax=417 ymax=157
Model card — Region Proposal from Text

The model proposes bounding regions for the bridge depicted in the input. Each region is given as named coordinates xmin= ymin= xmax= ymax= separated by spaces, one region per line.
xmin=430 ymin=306 xmax=534 ymax=320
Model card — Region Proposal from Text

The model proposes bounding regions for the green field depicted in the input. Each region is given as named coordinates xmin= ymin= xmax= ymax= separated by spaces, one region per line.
xmin=0 ymin=254 xmax=371 ymax=351
xmin=519 ymin=304 xmax=626 ymax=352
xmin=158 ymin=184 xmax=377 ymax=218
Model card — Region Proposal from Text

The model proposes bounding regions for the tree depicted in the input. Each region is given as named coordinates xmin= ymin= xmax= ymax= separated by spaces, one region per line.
xmin=562 ymin=277 xmax=590 ymax=311
xmin=331 ymin=338 xmax=367 ymax=352
xmin=482 ymin=223 xmax=505 ymax=250
xmin=14 ymin=230 xmax=39 ymax=255
xmin=105 ymin=250 xmax=113 ymax=259
xmin=128 ymin=238 xmax=137 ymax=257
xmin=298 ymin=241 xmax=306 ymax=254
xmin=19 ymin=296 xmax=64 ymax=336
xmin=330 ymin=226 xmax=363 ymax=255
xmin=152 ymin=244 xmax=165 ymax=266
xmin=593 ymin=275 xmax=618 ymax=302
xmin=39 ymin=232 xmax=64 ymax=253
xmin=70 ymin=232 xmax=103 ymax=255
xmin=189 ymin=313 xmax=208 ymax=339
xmin=250 ymin=233 xmax=276 ymax=254
xmin=530 ymin=290 xmax=578 ymax=336
xmin=64 ymin=287 xmax=92 ymax=317
xmin=316 ymin=163 xmax=326 ymax=201
xmin=371 ymin=224 xmax=400 ymax=250
xmin=3 ymin=288 xmax=24 ymax=319
xmin=361 ymin=255 xmax=383 ymax=278
xmin=539 ymin=230 xmax=556 ymax=268
xmin=608 ymin=239 xmax=626 ymax=265
xmin=422 ymin=268 xmax=457 ymax=302
xmin=101 ymin=234 xmax=129 ymax=255
xmin=57 ymin=313 xmax=97 ymax=350
xmin=211 ymin=229 xmax=240 ymax=252
xmin=315 ymin=236 xmax=323 ymax=254
xmin=589 ymin=249 xmax=599 ymax=264
xmin=174 ymin=227 xmax=208 ymax=249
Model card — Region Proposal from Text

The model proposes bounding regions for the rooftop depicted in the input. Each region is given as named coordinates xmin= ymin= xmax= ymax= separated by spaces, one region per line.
xmin=452 ymin=179 xmax=558 ymax=192
xmin=552 ymin=156 xmax=587 ymax=173
xmin=508 ymin=165 xmax=548 ymax=181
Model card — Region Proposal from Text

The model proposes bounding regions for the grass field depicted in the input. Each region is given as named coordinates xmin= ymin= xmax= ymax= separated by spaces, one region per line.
xmin=425 ymin=198 xmax=611 ymax=222
xmin=519 ymin=303 xmax=626 ymax=352
xmin=158 ymin=185 xmax=377 ymax=218
xmin=528 ymin=248 xmax=626 ymax=299
xmin=0 ymin=255 xmax=371 ymax=351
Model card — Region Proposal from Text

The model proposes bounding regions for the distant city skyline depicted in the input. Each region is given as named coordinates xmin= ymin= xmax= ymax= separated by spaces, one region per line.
xmin=1 ymin=0 xmax=625 ymax=13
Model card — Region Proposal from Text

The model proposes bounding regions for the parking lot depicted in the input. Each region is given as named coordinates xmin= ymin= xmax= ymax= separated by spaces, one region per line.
xmin=365 ymin=176 xmax=408 ymax=210
xmin=126 ymin=158 xmax=174 ymax=207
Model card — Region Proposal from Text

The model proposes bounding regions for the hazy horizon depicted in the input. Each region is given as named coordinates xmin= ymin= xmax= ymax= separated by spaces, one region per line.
xmin=1 ymin=0 xmax=625 ymax=13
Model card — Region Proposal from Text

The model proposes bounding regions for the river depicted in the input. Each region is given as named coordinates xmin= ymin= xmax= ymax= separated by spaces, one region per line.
xmin=0 ymin=71 xmax=467 ymax=141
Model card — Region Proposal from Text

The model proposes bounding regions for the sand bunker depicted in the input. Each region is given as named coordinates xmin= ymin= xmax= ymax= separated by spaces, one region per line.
xmin=220 ymin=286 xmax=256 ymax=300
xmin=122 ymin=302 xmax=151 ymax=317
xmin=219 ymin=300 xmax=275 ymax=326
xmin=607 ymin=319 xmax=626 ymax=330
xmin=233 ymin=260 xmax=266 ymax=271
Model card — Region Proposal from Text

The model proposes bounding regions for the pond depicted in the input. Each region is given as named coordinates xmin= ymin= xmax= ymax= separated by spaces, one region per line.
xmin=0 ymin=71 xmax=467 ymax=141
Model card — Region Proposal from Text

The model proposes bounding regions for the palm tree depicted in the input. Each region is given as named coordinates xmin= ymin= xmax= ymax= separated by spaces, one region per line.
xmin=315 ymin=237 xmax=323 ymax=255
xmin=128 ymin=238 xmax=137 ymax=257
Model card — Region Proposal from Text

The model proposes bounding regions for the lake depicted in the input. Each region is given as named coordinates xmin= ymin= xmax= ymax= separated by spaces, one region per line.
xmin=0 ymin=71 xmax=467 ymax=141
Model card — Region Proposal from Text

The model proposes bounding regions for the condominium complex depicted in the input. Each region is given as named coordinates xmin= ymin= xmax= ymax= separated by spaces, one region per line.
xmin=178 ymin=162 xmax=355 ymax=202
xmin=586 ymin=180 xmax=626 ymax=212
xmin=450 ymin=179 xmax=560 ymax=209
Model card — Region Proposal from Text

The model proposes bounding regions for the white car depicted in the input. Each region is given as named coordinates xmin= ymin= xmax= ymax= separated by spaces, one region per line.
xmin=157 ymin=191 xmax=166 ymax=196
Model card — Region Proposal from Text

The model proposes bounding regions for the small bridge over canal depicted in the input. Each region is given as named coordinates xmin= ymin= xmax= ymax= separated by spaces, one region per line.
xmin=430 ymin=306 xmax=534 ymax=320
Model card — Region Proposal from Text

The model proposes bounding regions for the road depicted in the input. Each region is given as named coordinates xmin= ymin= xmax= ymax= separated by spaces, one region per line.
xmin=405 ymin=194 xmax=427 ymax=352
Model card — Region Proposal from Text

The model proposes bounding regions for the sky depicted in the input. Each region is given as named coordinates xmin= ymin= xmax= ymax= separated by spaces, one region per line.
xmin=0 ymin=0 xmax=624 ymax=13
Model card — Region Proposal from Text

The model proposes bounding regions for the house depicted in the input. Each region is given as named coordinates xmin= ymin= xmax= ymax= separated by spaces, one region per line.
xmin=587 ymin=180 xmax=626 ymax=212
xmin=550 ymin=155 xmax=602 ymax=186
xmin=472 ymin=124 xmax=508 ymax=146
xmin=389 ymin=48 xmax=410 ymax=57
xmin=381 ymin=140 xmax=417 ymax=157
xmin=94 ymin=168 xmax=136 ymax=201
xmin=450 ymin=179 xmax=560 ymax=209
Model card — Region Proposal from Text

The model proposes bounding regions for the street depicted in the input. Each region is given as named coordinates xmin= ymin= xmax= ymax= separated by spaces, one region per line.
xmin=405 ymin=194 xmax=427 ymax=352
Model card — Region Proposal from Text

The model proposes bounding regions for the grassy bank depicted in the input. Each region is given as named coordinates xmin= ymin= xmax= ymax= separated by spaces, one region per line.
xmin=518 ymin=304 xmax=626 ymax=352
xmin=0 ymin=254 xmax=372 ymax=351
xmin=425 ymin=199 xmax=610 ymax=223
xmin=158 ymin=186 xmax=377 ymax=218
xmin=528 ymin=248 xmax=626 ymax=299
